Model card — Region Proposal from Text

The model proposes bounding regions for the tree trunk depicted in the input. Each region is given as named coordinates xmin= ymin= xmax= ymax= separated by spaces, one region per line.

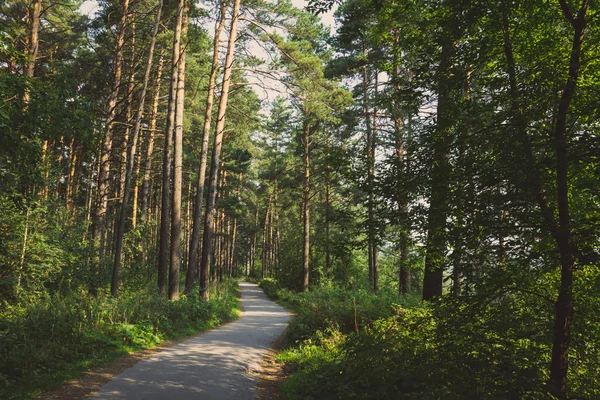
xmin=261 ymin=192 xmax=271 ymax=279
xmin=185 ymin=0 xmax=228 ymax=293
xmin=141 ymin=51 xmax=164 ymax=221
xmin=548 ymin=3 xmax=586 ymax=395
xmin=422 ymin=39 xmax=453 ymax=301
xmin=501 ymin=4 xmax=586 ymax=395
xmin=199 ymin=0 xmax=241 ymax=300
xmin=371 ymin=73 xmax=379 ymax=293
xmin=362 ymin=64 xmax=374 ymax=288
xmin=23 ymin=0 xmax=42 ymax=103
xmin=302 ymin=118 xmax=310 ymax=292
xmin=169 ymin=1 xmax=188 ymax=301
xmin=119 ymin=18 xmax=136 ymax=202
xmin=111 ymin=0 xmax=162 ymax=297
xmin=158 ymin=0 xmax=185 ymax=297
xmin=66 ymin=139 xmax=78 ymax=212
xmin=250 ymin=207 xmax=258 ymax=277
xmin=91 ymin=0 xmax=129 ymax=293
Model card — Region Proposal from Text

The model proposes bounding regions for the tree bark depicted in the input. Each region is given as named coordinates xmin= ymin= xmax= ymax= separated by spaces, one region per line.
xmin=423 ymin=39 xmax=454 ymax=301
xmin=141 ymin=51 xmax=164 ymax=221
xmin=23 ymin=0 xmax=42 ymax=103
xmin=185 ymin=0 xmax=228 ymax=293
xmin=91 ymin=0 xmax=129 ymax=293
xmin=199 ymin=0 xmax=241 ymax=300
xmin=111 ymin=0 xmax=162 ymax=297
xmin=501 ymin=4 xmax=587 ymax=395
xmin=262 ymin=192 xmax=271 ymax=279
xmin=119 ymin=18 xmax=136 ymax=202
xmin=169 ymin=1 xmax=188 ymax=301
xmin=302 ymin=118 xmax=310 ymax=292
xmin=362 ymin=64 xmax=374 ymax=288
xmin=158 ymin=0 xmax=185 ymax=297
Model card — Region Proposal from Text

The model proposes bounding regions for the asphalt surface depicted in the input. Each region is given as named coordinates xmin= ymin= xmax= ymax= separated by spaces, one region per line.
xmin=90 ymin=281 xmax=291 ymax=400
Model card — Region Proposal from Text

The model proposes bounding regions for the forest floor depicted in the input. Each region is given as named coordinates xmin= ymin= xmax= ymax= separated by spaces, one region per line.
xmin=41 ymin=282 xmax=291 ymax=400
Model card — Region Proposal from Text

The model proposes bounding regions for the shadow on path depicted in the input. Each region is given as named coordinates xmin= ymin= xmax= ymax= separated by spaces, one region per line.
xmin=90 ymin=282 xmax=290 ymax=400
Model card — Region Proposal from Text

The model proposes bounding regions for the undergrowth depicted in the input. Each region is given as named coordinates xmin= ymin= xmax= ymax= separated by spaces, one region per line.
xmin=0 ymin=280 xmax=240 ymax=399
xmin=261 ymin=274 xmax=600 ymax=400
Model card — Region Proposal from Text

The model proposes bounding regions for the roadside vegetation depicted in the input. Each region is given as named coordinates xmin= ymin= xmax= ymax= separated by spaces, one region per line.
xmin=260 ymin=276 xmax=600 ymax=400
xmin=0 ymin=280 xmax=239 ymax=399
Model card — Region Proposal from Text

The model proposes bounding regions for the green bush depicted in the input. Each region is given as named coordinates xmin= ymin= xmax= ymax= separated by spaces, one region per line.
xmin=271 ymin=276 xmax=599 ymax=400
xmin=260 ymin=279 xmax=419 ymax=341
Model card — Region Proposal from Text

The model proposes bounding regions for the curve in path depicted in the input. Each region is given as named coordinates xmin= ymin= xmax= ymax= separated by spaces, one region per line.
xmin=90 ymin=281 xmax=290 ymax=400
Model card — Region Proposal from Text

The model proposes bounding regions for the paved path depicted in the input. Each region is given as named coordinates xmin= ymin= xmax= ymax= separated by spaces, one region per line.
xmin=90 ymin=282 xmax=290 ymax=400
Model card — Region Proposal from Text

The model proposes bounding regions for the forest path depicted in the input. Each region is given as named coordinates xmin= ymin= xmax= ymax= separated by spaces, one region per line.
xmin=90 ymin=281 xmax=290 ymax=400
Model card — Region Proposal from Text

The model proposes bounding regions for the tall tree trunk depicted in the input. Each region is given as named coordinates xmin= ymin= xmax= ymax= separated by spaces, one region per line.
xmin=548 ymin=3 xmax=586 ymax=395
xmin=501 ymin=2 xmax=588 ymax=396
xmin=141 ymin=51 xmax=164 ymax=221
xmin=325 ymin=136 xmax=331 ymax=275
xmin=91 ymin=0 xmax=129 ymax=293
xmin=261 ymin=192 xmax=271 ymax=279
xmin=158 ymin=0 xmax=185 ymax=297
xmin=185 ymin=0 xmax=228 ymax=293
xmin=390 ymin=35 xmax=410 ymax=295
xmin=230 ymin=217 xmax=237 ymax=277
xmin=302 ymin=117 xmax=310 ymax=292
xmin=111 ymin=0 xmax=162 ymax=297
xmin=250 ymin=207 xmax=258 ymax=277
xmin=23 ymin=0 xmax=42 ymax=103
xmin=273 ymin=177 xmax=280 ymax=277
xmin=362 ymin=64 xmax=374 ymax=288
xmin=169 ymin=1 xmax=188 ymax=301
xmin=422 ymin=39 xmax=454 ymax=301
xmin=371 ymin=73 xmax=379 ymax=292
xmin=66 ymin=139 xmax=78 ymax=212
xmin=199 ymin=0 xmax=241 ymax=300
xmin=120 ymin=18 xmax=136 ymax=201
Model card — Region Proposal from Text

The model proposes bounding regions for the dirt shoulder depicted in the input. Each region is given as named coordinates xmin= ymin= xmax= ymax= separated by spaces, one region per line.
xmin=254 ymin=320 xmax=294 ymax=400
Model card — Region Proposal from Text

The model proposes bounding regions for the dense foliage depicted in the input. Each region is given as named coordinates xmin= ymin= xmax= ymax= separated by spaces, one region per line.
xmin=264 ymin=274 xmax=600 ymax=399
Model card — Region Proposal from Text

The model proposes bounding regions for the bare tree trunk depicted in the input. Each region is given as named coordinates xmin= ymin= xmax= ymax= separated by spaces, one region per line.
xmin=169 ymin=1 xmax=189 ymax=301
xmin=361 ymin=64 xmax=374 ymax=289
xmin=501 ymin=2 xmax=588 ymax=396
xmin=91 ymin=0 xmax=129 ymax=293
xmin=250 ymin=207 xmax=258 ymax=277
xmin=230 ymin=217 xmax=237 ymax=277
xmin=66 ymin=139 xmax=78 ymax=212
xmin=185 ymin=0 xmax=228 ymax=293
xmin=423 ymin=39 xmax=453 ymax=301
xmin=111 ymin=0 xmax=162 ymax=297
xmin=302 ymin=118 xmax=310 ymax=292
xmin=158 ymin=0 xmax=185 ymax=297
xmin=120 ymin=18 xmax=136 ymax=201
xmin=273 ymin=177 xmax=279 ymax=277
xmin=23 ymin=0 xmax=42 ymax=103
xmin=199 ymin=0 xmax=241 ymax=300
xmin=41 ymin=140 xmax=49 ymax=200
xmin=371 ymin=74 xmax=379 ymax=292
xmin=141 ymin=52 xmax=164 ymax=221
xmin=261 ymin=192 xmax=271 ymax=279
xmin=17 ymin=207 xmax=30 ymax=291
